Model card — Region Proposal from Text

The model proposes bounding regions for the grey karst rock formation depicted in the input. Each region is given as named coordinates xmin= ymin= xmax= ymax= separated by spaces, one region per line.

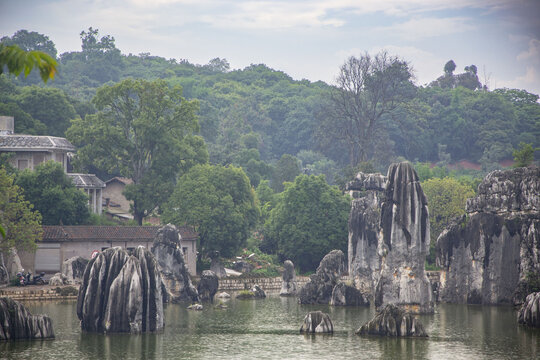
xmin=151 ymin=224 xmax=199 ymax=303
xmin=77 ymin=246 xmax=164 ymax=334
xmin=61 ymin=256 xmax=89 ymax=284
xmin=375 ymin=163 xmax=433 ymax=313
xmin=436 ymin=167 xmax=540 ymax=305
xmin=299 ymin=311 xmax=333 ymax=333
xmin=197 ymin=270 xmax=219 ymax=302
xmin=356 ymin=304 xmax=428 ymax=337
xmin=0 ymin=297 xmax=55 ymax=340
xmin=232 ymin=260 xmax=253 ymax=273
xmin=347 ymin=172 xmax=386 ymax=297
xmin=49 ymin=272 xmax=69 ymax=286
xmin=348 ymin=163 xmax=433 ymax=313
xmin=251 ymin=284 xmax=266 ymax=298
xmin=298 ymin=250 xmax=345 ymax=304
xmin=0 ymin=249 xmax=22 ymax=285
xmin=236 ymin=284 xmax=266 ymax=299
xmin=210 ymin=255 xmax=227 ymax=278
xmin=280 ymin=260 xmax=297 ymax=296
xmin=518 ymin=292 xmax=540 ymax=328
xmin=330 ymin=282 xmax=369 ymax=306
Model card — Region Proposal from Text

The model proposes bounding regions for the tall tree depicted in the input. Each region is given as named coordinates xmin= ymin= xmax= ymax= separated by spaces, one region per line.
xmin=1 ymin=30 xmax=57 ymax=58
xmin=318 ymin=51 xmax=415 ymax=166
xmin=0 ymin=167 xmax=42 ymax=254
xmin=262 ymin=174 xmax=350 ymax=272
xmin=162 ymin=164 xmax=259 ymax=257
xmin=67 ymin=78 xmax=208 ymax=224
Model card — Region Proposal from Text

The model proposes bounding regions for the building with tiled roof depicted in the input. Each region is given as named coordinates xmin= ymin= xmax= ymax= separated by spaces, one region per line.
xmin=19 ymin=225 xmax=198 ymax=276
xmin=0 ymin=116 xmax=105 ymax=214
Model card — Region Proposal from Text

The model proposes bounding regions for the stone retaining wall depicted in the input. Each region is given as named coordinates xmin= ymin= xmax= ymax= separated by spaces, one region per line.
xmin=217 ymin=275 xmax=353 ymax=292
xmin=0 ymin=286 xmax=79 ymax=301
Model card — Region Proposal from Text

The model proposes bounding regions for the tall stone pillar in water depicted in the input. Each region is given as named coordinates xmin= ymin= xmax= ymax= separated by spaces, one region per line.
xmin=347 ymin=172 xmax=386 ymax=297
xmin=375 ymin=162 xmax=433 ymax=313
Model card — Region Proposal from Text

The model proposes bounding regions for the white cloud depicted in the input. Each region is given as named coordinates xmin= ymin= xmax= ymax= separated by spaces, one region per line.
xmin=374 ymin=17 xmax=475 ymax=40
xmin=517 ymin=38 xmax=540 ymax=63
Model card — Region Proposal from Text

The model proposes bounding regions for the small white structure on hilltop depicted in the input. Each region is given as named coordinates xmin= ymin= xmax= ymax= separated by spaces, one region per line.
xmin=0 ymin=116 xmax=105 ymax=214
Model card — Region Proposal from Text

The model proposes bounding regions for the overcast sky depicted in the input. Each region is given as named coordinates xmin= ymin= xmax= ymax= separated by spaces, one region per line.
xmin=1 ymin=0 xmax=539 ymax=94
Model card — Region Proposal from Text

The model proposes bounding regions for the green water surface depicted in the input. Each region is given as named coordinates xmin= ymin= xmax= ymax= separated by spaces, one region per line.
xmin=1 ymin=296 xmax=538 ymax=359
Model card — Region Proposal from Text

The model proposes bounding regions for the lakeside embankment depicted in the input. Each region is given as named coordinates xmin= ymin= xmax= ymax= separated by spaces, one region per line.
xmin=0 ymin=273 xmax=441 ymax=301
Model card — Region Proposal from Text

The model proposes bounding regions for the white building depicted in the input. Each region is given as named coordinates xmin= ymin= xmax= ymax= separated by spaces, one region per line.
xmin=0 ymin=116 xmax=105 ymax=214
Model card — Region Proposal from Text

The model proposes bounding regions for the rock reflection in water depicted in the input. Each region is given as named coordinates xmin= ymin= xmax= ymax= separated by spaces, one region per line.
xmin=11 ymin=298 xmax=538 ymax=360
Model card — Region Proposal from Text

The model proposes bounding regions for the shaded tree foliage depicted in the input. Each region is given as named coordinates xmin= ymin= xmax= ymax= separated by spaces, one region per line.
xmin=262 ymin=175 xmax=350 ymax=272
xmin=0 ymin=167 xmax=42 ymax=253
xmin=67 ymin=78 xmax=207 ymax=224
xmin=15 ymin=161 xmax=89 ymax=225
xmin=162 ymin=164 xmax=259 ymax=257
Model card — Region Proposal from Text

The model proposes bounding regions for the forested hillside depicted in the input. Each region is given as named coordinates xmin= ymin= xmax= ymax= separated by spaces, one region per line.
xmin=2 ymin=28 xmax=539 ymax=184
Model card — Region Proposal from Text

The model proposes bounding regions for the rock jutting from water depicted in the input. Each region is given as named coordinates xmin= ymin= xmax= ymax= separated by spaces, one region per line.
xmin=0 ymin=297 xmax=55 ymax=340
xmin=376 ymin=163 xmax=433 ymax=313
xmin=299 ymin=311 xmax=333 ymax=333
xmin=356 ymin=304 xmax=428 ymax=337
xmin=330 ymin=282 xmax=369 ymax=306
xmin=298 ymin=250 xmax=345 ymax=305
xmin=236 ymin=285 xmax=266 ymax=299
xmin=151 ymin=224 xmax=199 ymax=303
xmin=436 ymin=167 xmax=540 ymax=305
xmin=77 ymin=246 xmax=164 ymax=334
xmin=518 ymin=292 xmax=540 ymax=328
xmin=280 ymin=260 xmax=297 ymax=296
xmin=197 ymin=270 xmax=219 ymax=302
xmin=347 ymin=172 xmax=386 ymax=298
xmin=348 ymin=163 xmax=433 ymax=313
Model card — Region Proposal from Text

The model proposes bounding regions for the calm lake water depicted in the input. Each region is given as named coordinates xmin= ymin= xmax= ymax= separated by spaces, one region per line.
xmin=1 ymin=295 xmax=538 ymax=359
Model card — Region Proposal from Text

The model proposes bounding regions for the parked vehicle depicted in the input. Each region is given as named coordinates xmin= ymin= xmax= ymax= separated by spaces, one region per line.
xmin=16 ymin=271 xmax=26 ymax=286
xmin=31 ymin=272 xmax=47 ymax=285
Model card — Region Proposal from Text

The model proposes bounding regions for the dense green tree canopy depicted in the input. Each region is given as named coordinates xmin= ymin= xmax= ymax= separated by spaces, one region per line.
xmin=67 ymin=78 xmax=208 ymax=224
xmin=422 ymin=177 xmax=476 ymax=264
xmin=262 ymin=174 xmax=350 ymax=272
xmin=0 ymin=167 xmax=42 ymax=253
xmin=15 ymin=86 xmax=78 ymax=136
xmin=15 ymin=161 xmax=90 ymax=225
xmin=162 ymin=164 xmax=259 ymax=258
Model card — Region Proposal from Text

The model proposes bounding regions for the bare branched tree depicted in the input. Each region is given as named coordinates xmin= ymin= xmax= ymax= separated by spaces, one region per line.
xmin=318 ymin=51 xmax=415 ymax=166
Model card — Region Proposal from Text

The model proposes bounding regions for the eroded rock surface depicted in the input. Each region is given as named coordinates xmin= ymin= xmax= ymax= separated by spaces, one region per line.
xmin=375 ymin=163 xmax=433 ymax=313
xmin=518 ymin=292 xmax=540 ymax=328
xmin=299 ymin=311 xmax=333 ymax=333
xmin=356 ymin=304 xmax=427 ymax=337
xmin=298 ymin=250 xmax=345 ymax=304
xmin=77 ymin=246 xmax=164 ymax=334
xmin=280 ymin=260 xmax=297 ymax=296
xmin=197 ymin=270 xmax=219 ymax=302
xmin=61 ymin=256 xmax=89 ymax=284
xmin=347 ymin=172 xmax=386 ymax=297
xmin=0 ymin=297 xmax=55 ymax=340
xmin=347 ymin=164 xmax=433 ymax=313
xmin=210 ymin=251 xmax=227 ymax=278
xmin=151 ymin=224 xmax=199 ymax=303
xmin=330 ymin=282 xmax=368 ymax=306
xmin=436 ymin=167 xmax=540 ymax=305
